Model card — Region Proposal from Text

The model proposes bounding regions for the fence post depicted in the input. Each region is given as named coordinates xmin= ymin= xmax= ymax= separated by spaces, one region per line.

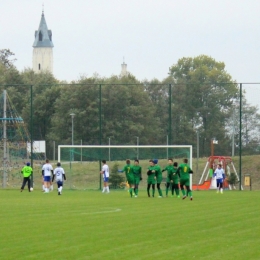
xmin=30 ymin=85 xmax=34 ymax=188
xmin=239 ymin=83 xmax=242 ymax=191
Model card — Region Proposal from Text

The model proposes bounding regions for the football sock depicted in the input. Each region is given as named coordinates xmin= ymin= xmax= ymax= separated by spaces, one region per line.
xmin=176 ymin=189 xmax=180 ymax=196
xmin=159 ymin=189 xmax=163 ymax=196
xmin=42 ymin=185 xmax=45 ymax=190
xmin=106 ymin=186 xmax=110 ymax=192
xmin=181 ymin=189 xmax=186 ymax=196
xmin=152 ymin=189 xmax=155 ymax=197
xmin=135 ymin=188 xmax=138 ymax=195
xmin=129 ymin=188 xmax=133 ymax=197
xmin=60 ymin=186 xmax=63 ymax=192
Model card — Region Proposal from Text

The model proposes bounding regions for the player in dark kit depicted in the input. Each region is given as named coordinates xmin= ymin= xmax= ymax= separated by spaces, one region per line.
xmin=133 ymin=159 xmax=142 ymax=197
xmin=162 ymin=159 xmax=174 ymax=197
xmin=122 ymin=159 xmax=135 ymax=198
xmin=176 ymin=158 xmax=193 ymax=200
xmin=171 ymin=162 xmax=180 ymax=198
xmin=147 ymin=160 xmax=156 ymax=197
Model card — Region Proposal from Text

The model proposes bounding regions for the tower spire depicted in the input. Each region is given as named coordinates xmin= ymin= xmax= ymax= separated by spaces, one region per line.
xmin=42 ymin=3 xmax=44 ymax=14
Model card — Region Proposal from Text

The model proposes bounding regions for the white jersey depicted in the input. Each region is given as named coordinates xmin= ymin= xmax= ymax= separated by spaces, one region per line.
xmin=53 ymin=167 xmax=65 ymax=182
xmin=214 ymin=168 xmax=225 ymax=179
xmin=42 ymin=163 xmax=53 ymax=177
xmin=102 ymin=164 xmax=109 ymax=178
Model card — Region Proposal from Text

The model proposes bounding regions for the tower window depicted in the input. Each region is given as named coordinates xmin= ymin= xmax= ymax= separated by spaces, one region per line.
xmin=39 ymin=31 xmax=42 ymax=41
xmin=38 ymin=64 xmax=41 ymax=70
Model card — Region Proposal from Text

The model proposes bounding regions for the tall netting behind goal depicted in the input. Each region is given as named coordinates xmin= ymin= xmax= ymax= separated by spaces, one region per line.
xmin=58 ymin=145 xmax=192 ymax=190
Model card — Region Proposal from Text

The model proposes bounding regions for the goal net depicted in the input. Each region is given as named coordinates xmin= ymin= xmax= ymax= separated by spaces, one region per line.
xmin=58 ymin=145 xmax=193 ymax=190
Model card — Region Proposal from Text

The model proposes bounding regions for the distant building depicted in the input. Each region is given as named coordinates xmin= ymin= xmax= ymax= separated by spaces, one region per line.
xmin=32 ymin=11 xmax=54 ymax=73
xmin=120 ymin=60 xmax=129 ymax=77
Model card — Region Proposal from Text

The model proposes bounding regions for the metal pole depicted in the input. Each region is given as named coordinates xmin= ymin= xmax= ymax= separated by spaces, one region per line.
xmin=109 ymin=138 xmax=111 ymax=162
xmin=239 ymin=83 xmax=242 ymax=190
xmin=166 ymin=135 xmax=168 ymax=159
xmin=99 ymin=84 xmax=102 ymax=190
xmin=196 ymin=131 xmax=199 ymax=174
xmin=70 ymin=113 xmax=75 ymax=161
xmin=232 ymin=107 xmax=235 ymax=156
xmin=136 ymin=137 xmax=139 ymax=159
xmin=81 ymin=139 xmax=82 ymax=163
xmin=2 ymin=90 xmax=7 ymax=188
xmin=30 ymin=85 xmax=33 ymax=188
xmin=168 ymin=84 xmax=172 ymax=145
xmin=53 ymin=141 xmax=55 ymax=161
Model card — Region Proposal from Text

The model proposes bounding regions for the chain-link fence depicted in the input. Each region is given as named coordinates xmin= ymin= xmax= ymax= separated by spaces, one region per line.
xmin=1 ymin=83 xmax=260 ymax=190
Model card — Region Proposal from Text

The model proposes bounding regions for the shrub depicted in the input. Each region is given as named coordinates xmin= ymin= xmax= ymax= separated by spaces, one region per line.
xmin=109 ymin=163 xmax=125 ymax=189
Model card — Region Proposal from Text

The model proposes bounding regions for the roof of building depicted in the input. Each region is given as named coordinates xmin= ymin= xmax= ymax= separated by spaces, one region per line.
xmin=32 ymin=12 xmax=54 ymax=48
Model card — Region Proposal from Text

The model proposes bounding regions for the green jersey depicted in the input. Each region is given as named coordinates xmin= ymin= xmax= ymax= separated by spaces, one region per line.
xmin=132 ymin=165 xmax=142 ymax=179
xmin=123 ymin=164 xmax=134 ymax=184
xmin=21 ymin=166 xmax=33 ymax=177
xmin=177 ymin=163 xmax=192 ymax=180
xmin=147 ymin=166 xmax=156 ymax=184
xmin=171 ymin=166 xmax=179 ymax=184
xmin=163 ymin=165 xmax=174 ymax=182
xmin=154 ymin=164 xmax=162 ymax=183
xmin=133 ymin=165 xmax=142 ymax=184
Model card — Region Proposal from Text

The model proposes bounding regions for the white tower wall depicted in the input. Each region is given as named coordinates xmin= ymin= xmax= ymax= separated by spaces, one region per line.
xmin=33 ymin=47 xmax=53 ymax=73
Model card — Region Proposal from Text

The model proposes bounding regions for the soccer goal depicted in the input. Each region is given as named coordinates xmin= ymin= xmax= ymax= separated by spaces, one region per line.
xmin=57 ymin=145 xmax=193 ymax=190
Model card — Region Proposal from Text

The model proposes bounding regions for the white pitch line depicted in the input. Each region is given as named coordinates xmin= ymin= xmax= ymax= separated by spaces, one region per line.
xmin=81 ymin=208 xmax=121 ymax=215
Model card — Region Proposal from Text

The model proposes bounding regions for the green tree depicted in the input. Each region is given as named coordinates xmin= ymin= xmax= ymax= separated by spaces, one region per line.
xmin=0 ymin=49 xmax=16 ymax=69
xmin=169 ymin=55 xmax=239 ymax=156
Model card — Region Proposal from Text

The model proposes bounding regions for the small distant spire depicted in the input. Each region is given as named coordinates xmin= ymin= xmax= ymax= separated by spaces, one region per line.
xmin=123 ymin=56 xmax=125 ymax=63
xmin=42 ymin=3 xmax=44 ymax=14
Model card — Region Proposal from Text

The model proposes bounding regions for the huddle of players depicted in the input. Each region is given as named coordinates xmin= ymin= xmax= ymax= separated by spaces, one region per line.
xmin=123 ymin=158 xmax=193 ymax=200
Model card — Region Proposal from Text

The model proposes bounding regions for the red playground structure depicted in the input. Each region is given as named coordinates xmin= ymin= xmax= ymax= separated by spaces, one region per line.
xmin=192 ymin=156 xmax=240 ymax=190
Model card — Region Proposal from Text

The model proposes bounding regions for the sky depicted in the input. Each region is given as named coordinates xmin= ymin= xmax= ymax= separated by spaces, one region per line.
xmin=1 ymin=0 xmax=260 ymax=104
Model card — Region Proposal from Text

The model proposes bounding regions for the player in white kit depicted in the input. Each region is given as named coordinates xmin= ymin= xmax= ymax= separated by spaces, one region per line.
xmin=214 ymin=164 xmax=225 ymax=194
xmin=42 ymin=159 xmax=53 ymax=193
xmin=52 ymin=162 xmax=66 ymax=195
xmin=100 ymin=160 xmax=110 ymax=193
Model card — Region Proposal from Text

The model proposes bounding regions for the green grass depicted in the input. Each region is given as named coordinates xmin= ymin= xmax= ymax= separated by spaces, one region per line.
xmin=1 ymin=189 xmax=260 ymax=259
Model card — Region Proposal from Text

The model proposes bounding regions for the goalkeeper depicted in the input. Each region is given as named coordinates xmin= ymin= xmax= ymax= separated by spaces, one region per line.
xmin=176 ymin=158 xmax=193 ymax=200
xmin=133 ymin=159 xmax=142 ymax=197
xmin=122 ymin=159 xmax=135 ymax=198
xmin=147 ymin=160 xmax=156 ymax=197
xmin=20 ymin=162 xmax=33 ymax=192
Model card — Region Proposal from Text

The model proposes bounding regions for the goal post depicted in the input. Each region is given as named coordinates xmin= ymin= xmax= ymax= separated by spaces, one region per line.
xmin=58 ymin=145 xmax=193 ymax=190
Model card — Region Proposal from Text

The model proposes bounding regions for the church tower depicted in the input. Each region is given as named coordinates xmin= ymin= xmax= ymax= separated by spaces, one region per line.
xmin=120 ymin=58 xmax=129 ymax=77
xmin=32 ymin=11 xmax=54 ymax=73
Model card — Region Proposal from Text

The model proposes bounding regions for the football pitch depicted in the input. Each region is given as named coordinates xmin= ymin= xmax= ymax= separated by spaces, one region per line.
xmin=1 ymin=189 xmax=260 ymax=260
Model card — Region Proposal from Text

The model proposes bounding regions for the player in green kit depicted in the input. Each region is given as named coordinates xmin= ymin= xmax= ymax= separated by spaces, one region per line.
xmin=147 ymin=160 xmax=156 ymax=197
xmin=162 ymin=158 xmax=174 ymax=197
xmin=133 ymin=159 xmax=142 ymax=197
xmin=122 ymin=159 xmax=135 ymax=198
xmin=176 ymin=158 xmax=193 ymax=200
xmin=153 ymin=159 xmax=163 ymax=198
xmin=171 ymin=162 xmax=180 ymax=198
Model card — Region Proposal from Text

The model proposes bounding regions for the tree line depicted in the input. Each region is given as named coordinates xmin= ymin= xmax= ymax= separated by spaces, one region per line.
xmin=1 ymin=49 xmax=260 ymax=158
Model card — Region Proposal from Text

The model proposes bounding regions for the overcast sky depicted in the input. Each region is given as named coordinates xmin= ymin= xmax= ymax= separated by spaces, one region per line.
xmin=1 ymin=0 xmax=260 ymax=104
